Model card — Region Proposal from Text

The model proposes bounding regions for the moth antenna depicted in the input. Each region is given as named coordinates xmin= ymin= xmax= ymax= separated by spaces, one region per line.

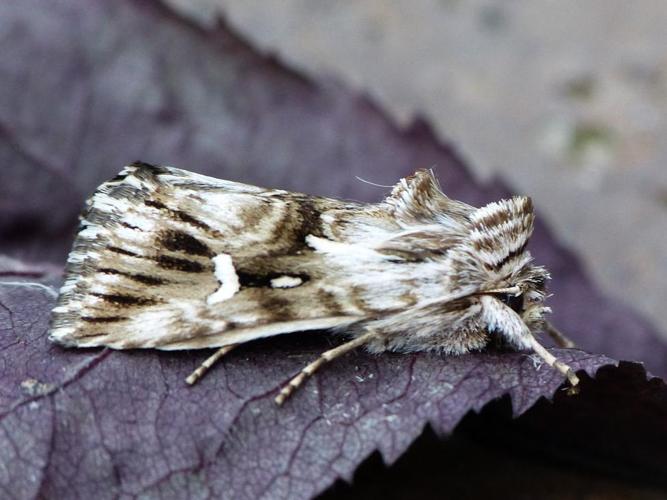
xmin=275 ymin=330 xmax=378 ymax=405
xmin=526 ymin=334 xmax=580 ymax=394
xmin=544 ymin=321 xmax=576 ymax=348
xmin=186 ymin=344 xmax=237 ymax=385
xmin=354 ymin=176 xmax=394 ymax=188
xmin=485 ymin=286 xmax=522 ymax=295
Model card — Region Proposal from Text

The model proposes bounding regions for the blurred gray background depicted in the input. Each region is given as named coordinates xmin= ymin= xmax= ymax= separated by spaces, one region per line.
xmin=166 ymin=0 xmax=667 ymax=338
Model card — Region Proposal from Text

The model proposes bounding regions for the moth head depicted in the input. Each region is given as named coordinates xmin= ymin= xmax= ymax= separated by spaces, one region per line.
xmin=385 ymin=171 xmax=551 ymax=347
xmin=450 ymin=195 xmax=550 ymax=348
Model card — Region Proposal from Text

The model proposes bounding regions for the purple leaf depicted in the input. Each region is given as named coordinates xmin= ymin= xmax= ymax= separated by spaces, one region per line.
xmin=1 ymin=1 xmax=667 ymax=499
xmin=323 ymin=362 xmax=667 ymax=498
xmin=0 ymin=278 xmax=624 ymax=499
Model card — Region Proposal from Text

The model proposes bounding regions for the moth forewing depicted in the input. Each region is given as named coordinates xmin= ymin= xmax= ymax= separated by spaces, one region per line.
xmin=49 ymin=163 xmax=580 ymax=404
xmin=48 ymin=162 xmax=365 ymax=351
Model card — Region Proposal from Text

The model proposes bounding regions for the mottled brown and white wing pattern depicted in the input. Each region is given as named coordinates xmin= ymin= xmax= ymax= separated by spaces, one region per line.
xmin=49 ymin=163 xmax=367 ymax=350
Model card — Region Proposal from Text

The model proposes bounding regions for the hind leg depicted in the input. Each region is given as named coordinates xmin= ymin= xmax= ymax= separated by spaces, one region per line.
xmin=275 ymin=330 xmax=378 ymax=405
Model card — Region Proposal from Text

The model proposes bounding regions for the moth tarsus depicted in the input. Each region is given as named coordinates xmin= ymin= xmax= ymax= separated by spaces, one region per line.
xmin=526 ymin=334 xmax=580 ymax=390
xmin=48 ymin=162 xmax=580 ymax=404
xmin=186 ymin=344 xmax=237 ymax=385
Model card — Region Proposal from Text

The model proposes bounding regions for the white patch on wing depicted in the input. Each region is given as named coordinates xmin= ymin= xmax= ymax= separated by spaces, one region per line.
xmin=270 ymin=275 xmax=303 ymax=288
xmin=207 ymin=253 xmax=240 ymax=304
xmin=306 ymin=235 xmax=394 ymax=261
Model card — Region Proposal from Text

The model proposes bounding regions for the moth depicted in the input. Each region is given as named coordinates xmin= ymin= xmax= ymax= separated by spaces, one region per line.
xmin=48 ymin=162 xmax=579 ymax=405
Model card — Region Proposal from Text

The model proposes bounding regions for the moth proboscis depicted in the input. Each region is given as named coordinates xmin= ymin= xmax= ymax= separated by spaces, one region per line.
xmin=48 ymin=162 xmax=580 ymax=405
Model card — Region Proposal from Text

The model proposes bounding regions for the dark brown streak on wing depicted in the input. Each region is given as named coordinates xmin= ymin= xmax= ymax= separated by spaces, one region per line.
xmin=106 ymin=244 xmax=208 ymax=273
xmin=107 ymin=246 xmax=141 ymax=258
xmin=90 ymin=292 xmax=159 ymax=306
xmin=289 ymin=197 xmax=327 ymax=253
xmin=260 ymin=195 xmax=300 ymax=253
xmin=297 ymin=198 xmax=326 ymax=236
xmin=173 ymin=209 xmax=216 ymax=233
xmin=261 ymin=195 xmax=327 ymax=255
xmin=154 ymin=255 xmax=208 ymax=273
xmin=159 ymin=230 xmax=214 ymax=257
xmin=120 ymin=221 xmax=141 ymax=231
xmin=97 ymin=267 xmax=167 ymax=286
xmin=143 ymin=199 xmax=169 ymax=211
xmin=143 ymin=199 xmax=220 ymax=236
xmin=80 ymin=316 xmax=128 ymax=323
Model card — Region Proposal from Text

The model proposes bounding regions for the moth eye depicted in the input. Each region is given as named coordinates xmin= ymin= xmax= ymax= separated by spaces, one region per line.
xmin=498 ymin=293 xmax=524 ymax=314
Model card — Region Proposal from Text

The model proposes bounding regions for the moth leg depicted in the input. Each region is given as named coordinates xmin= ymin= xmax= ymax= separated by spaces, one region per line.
xmin=185 ymin=344 xmax=237 ymax=385
xmin=275 ymin=330 xmax=378 ymax=406
xmin=544 ymin=321 xmax=576 ymax=348
xmin=526 ymin=334 xmax=580 ymax=394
